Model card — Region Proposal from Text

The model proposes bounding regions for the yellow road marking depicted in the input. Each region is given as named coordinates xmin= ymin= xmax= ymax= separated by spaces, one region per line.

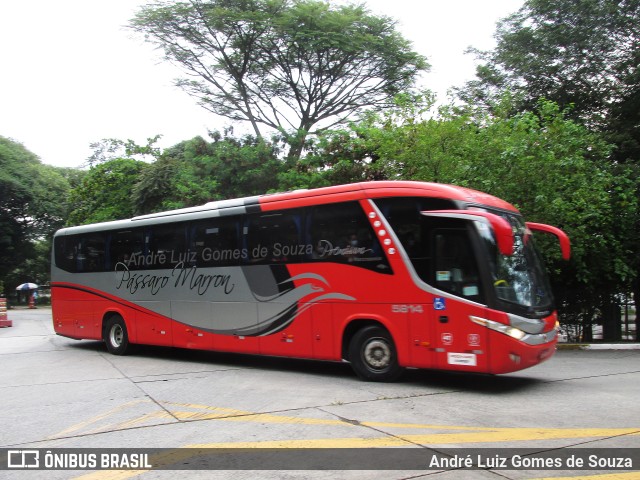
xmin=181 ymin=425 xmax=638 ymax=448
xmin=164 ymin=402 xmax=347 ymax=425
xmin=48 ymin=400 xmax=149 ymax=439
xmin=67 ymin=402 xmax=639 ymax=480
xmin=71 ymin=426 xmax=640 ymax=480
xmin=69 ymin=399 xmax=640 ymax=438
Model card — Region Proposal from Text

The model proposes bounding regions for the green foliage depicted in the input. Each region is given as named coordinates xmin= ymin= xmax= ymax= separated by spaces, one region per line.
xmin=464 ymin=102 xmax=630 ymax=304
xmin=130 ymin=0 xmax=428 ymax=161
xmin=87 ymin=136 xmax=162 ymax=166
xmin=0 ymin=137 xmax=70 ymax=238
xmin=456 ymin=0 xmax=640 ymax=335
xmin=132 ymin=156 xmax=180 ymax=214
xmin=310 ymin=98 xmax=637 ymax=328
xmin=4 ymin=239 xmax=52 ymax=293
xmin=66 ymin=158 xmax=146 ymax=225
xmin=131 ymin=134 xmax=284 ymax=214
xmin=460 ymin=0 xmax=640 ymax=162
xmin=0 ymin=136 xmax=71 ymax=288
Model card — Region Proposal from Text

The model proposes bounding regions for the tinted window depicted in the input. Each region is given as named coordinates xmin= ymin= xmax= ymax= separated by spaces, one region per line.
xmin=110 ymin=229 xmax=145 ymax=270
xmin=375 ymin=197 xmax=484 ymax=302
xmin=192 ymin=216 xmax=242 ymax=267
xmin=244 ymin=210 xmax=305 ymax=264
xmin=375 ymin=197 xmax=455 ymax=280
xmin=54 ymin=236 xmax=75 ymax=272
xmin=433 ymin=226 xmax=483 ymax=302
xmin=143 ymin=223 xmax=188 ymax=269
xmin=54 ymin=201 xmax=394 ymax=274
xmin=308 ymin=202 xmax=390 ymax=273
xmin=54 ymin=233 xmax=107 ymax=273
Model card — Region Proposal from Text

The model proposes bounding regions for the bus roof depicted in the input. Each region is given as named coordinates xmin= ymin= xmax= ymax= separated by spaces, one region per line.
xmin=256 ymin=181 xmax=517 ymax=211
xmin=54 ymin=181 xmax=518 ymax=235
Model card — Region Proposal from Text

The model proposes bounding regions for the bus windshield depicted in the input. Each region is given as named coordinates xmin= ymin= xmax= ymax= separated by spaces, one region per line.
xmin=475 ymin=212 xmax=554 ymax=312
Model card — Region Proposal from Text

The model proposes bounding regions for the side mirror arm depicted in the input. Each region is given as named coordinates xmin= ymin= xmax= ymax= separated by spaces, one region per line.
xmin=526 ymin=222 xmax=571 ymax=260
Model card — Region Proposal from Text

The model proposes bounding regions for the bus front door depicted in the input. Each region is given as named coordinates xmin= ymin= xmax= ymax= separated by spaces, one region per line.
xmin=408 ymin=305 xmax=435 ymax=368
xmin=433 ymin=298 xmax=488 ymax=372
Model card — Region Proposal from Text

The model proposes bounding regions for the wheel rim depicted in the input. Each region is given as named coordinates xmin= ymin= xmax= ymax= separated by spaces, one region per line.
xmin=362 ymin=338 xmax=391 ymax=371
xmin=109 ymin=324 xmax=124 ymax=347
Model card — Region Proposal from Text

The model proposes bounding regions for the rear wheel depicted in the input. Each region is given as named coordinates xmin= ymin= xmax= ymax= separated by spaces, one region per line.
xmin=103 ymin=315 xmax=130 ymax=355
xmin=348 ymin=326 xmax=403 ymax=381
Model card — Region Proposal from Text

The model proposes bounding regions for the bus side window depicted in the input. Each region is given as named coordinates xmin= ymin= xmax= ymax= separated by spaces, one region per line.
xmin=82 ymin=234 xmax=107 ymax=272
xmin=54 ymin=234 xmax=106 ymax=273
xmin=54 ymin=236 xmax=79 ymax=273
xmin=245 ymin=210 xmax=304 ymax=264
xmin=433 ymin=228 xmax=483 ymax=302
xmin=146 ymin=223 xmax=187 ymax=269
xmin=109 ymin=229 xmax=144 ymax=270
xmin=193 ymin=216 xmax=241 ymax=267
xmin=374 ymin=197 xmax=455 ymax=282
xmin=308 ymin=202 xmax=390 ymax=273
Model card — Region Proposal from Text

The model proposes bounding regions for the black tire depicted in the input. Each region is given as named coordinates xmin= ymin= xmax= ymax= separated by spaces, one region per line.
xmin=348 ymin=326 xmax=403 ymax=382
xmin=103 ymin=315 xmax=130 ymax=355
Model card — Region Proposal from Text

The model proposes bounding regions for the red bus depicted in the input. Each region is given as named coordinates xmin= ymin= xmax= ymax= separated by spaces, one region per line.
xmin=51 ymin=181 xmax=570 ymax=381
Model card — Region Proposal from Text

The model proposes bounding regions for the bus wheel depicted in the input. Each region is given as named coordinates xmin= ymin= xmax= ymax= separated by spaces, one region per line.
xmin=348 ymin=326 xmax=403 ymax=382
xmin=103 ymin=315 xmax=130 ymax=355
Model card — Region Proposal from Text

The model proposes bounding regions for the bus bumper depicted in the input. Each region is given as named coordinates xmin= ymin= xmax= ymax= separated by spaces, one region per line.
xmin=490 ymin=333 xmax=558 ymax=374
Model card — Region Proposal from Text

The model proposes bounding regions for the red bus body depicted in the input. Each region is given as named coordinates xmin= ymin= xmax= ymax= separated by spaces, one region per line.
xmin=51 ymin=181 xmax=569 ymax=380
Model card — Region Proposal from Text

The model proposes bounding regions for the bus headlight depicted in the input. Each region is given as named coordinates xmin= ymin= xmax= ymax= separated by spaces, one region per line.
xmin=504 ymin=325 xmax=526 ymax=340
xmin=470 ymin=316 xmax=526 ymax=340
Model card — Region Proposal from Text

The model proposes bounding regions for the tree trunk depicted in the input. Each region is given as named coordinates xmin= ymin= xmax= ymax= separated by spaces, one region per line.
xmin=285 ymin=130 xmax=308 ymax=167
xmin=601 ymin=293 xmax=621 ymax=342
xmin=634 ymin=282 xmax=640 ymax=342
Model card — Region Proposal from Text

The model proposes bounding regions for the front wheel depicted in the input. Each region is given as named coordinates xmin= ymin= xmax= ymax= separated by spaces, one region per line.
xmin=348 ymin=326 xmax=403 ymax=382
xmin=103 ymin=315 xmax=131 ymax=355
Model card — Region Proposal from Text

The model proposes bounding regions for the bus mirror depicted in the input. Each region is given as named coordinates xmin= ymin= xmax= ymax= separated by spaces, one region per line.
xmin=525 ymin=222 xmax=571 ymax=260
xmin=421 ymin=210 xmax=514 ymax=256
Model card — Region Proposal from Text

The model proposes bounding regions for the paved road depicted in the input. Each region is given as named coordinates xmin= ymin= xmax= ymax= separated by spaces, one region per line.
xmin=1 ymin=307 xmax=639 ymax=479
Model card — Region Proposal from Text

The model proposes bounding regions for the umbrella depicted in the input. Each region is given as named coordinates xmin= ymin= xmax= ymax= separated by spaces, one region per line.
xmin=16 ymin=283 xmax=38 ymax=290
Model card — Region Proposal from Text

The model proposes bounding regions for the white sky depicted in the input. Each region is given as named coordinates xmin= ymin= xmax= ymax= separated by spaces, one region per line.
xmin=0 ymin=0 xmax=523 ymax=168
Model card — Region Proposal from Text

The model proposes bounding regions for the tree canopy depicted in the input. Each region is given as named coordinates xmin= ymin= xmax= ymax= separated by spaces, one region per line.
xmin=456 ymin=0 xmax=640 ymax=339
xmin=310 ymin=97 xmax=630 ymax=277
xmin=66 ymin=158 xmax=146 ymax=226
xmin=460 ymin=0 xmax=640 ymax=162
xmin=130 ymin=0 xmax=428 ymax=161
xmin=0 ymin=136 xmax=71 ymax=291
xmin=131 ymin=133 xmax=284 ymax=213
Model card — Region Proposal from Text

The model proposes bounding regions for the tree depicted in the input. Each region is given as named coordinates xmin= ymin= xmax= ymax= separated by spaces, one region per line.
xmin=66 ymin=158 xmax=145 ymax=225
xmin=86 ymin=136 xmax=162 ymax=167
xmin=0 ymin=136 xmax=70 ymax=289
xmin=311 ymin=98 xmax=636 ymax=338
xmin=0 ymin=167 xmax=33 ymax=285
xmin=460 ymin=0 xmax=640 ymax=143
xmin=457 ymin=0 xmax=640 ymax=339
xmin=4 ymin=239 xmax=53 ymax=298
xmin=461 ymin=101 xmax=632 ymax=325
xmin=132 ymin=133 xmax=284 ymax=214
xmin=130 ymin=0 xmax=428 ymax=161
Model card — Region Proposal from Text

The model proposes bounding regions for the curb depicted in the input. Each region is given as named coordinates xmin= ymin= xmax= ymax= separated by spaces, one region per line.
xmin=557 ymin=343 xmax=640 ymax=350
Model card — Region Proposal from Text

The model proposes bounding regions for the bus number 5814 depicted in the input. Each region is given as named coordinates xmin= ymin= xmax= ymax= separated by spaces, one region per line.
xmin=391 ymin=305 xmax=424 ymax=314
